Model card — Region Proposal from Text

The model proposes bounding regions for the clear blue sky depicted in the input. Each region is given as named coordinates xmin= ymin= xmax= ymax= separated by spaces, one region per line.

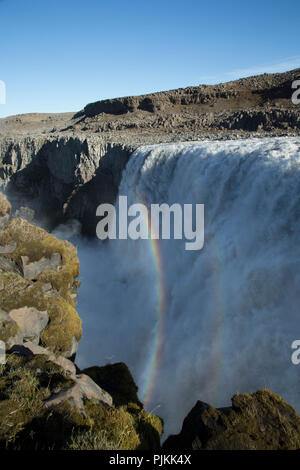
xmin=0 ymin=0 xmax=299 ymax=117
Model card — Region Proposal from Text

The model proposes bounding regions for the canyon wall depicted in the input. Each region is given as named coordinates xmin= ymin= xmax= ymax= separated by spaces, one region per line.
xmin=0 ymin=136 xmax=135 ymax=234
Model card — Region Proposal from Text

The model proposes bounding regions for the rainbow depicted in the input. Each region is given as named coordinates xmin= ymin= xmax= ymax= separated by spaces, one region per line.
xmin=130 ymin=194 xmax=168 ymax=410
xmin=137 ymin=195 xmax=224 ymax=409
xmin=142 ymin=235 xmax=167 ymax=409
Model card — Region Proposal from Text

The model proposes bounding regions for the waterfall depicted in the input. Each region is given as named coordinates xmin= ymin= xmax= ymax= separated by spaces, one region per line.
xmin=75 ymin=136 xmax=300 ymax=435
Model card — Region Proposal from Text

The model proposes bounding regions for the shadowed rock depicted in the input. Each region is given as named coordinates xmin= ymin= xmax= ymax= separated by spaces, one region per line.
xmin=163 ymin=390 xmax=300 ymax=450
xmin=83 ymin=362 xmax=142 ymax=407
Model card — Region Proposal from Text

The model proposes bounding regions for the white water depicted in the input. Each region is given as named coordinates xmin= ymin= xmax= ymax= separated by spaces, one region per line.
xmin=63 ymin=137 xmax=300 ymax=436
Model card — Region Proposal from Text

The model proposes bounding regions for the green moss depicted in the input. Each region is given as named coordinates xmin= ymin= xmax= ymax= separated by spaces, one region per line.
xmin=80 ymin=363 xmax=163 ymax=449
xmin=0 ymin=353 xmax=75 ymax=447
xmin=0 ymin=194 xmax=11 ymax=217
xmin=81 ymin=401 xmax=141 ymax=450
xmin=66 ymin=400 xmax=163 ymax=450
xmin=129 ymin=407 xmax=163 ymax=450
xmin=0 ymin=318 xmax=18 ymax=343
xmin=0 ymin=352 xmax=163 ymax=450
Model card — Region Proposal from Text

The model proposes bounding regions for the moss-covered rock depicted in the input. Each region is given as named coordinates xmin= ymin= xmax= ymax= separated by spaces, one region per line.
xmin=0 ymin=353 xmax=75 ymax=447
xmin=0 ymin=216 xmax=81 ymax=356
xmin=65 ymin=400 xmax=163 ymax=450
xmin=0 ymin=351 xmax=162 ymax=450
xmin=0 ymin=194 xmax=11 ymax=217
xmin=0 ymin=311 xmax=19 ymax=344
xmin=163 ymin=389 xmax=300 ymax=450
xmin=81 ymin=363 xmax=163 ymax=449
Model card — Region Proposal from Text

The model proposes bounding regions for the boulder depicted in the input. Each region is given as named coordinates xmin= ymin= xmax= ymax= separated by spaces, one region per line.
xmin=9 ymin=341 xmax=77 ymax=377
xmin=9 ymin=306 xmax=49 ymax=344
xmin=163 ymin=389 xmax=300 ymax=450
xmin=83 ymin=362 xmax=142 ymax=407
xmin=44 ymin=373 xmax=113 ymax=414
xmin=21 ymin=252 xmax=62 ymax=280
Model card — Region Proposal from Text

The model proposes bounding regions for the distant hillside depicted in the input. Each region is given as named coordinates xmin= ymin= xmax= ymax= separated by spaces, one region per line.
xmin=0 ymin=68 xmax=299 ymax=140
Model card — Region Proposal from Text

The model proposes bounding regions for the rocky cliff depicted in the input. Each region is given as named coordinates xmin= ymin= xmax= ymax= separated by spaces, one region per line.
xmin=0 ymin=68 xmax=299 ymax=236
xmin=0 ymin=194 xmax=162 ymax=450
xmin=0 ymin=136 xmax=134 ymax=234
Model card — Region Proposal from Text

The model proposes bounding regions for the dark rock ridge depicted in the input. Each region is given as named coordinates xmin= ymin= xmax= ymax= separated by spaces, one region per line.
xmin=163 ymin=390 xmax=300 ymax=450
xmin=77 ymin=68 xmax=300 ymax=121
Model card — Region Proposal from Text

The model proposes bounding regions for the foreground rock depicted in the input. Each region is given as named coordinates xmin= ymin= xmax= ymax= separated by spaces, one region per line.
xmin=163 ymin=390 xmax=300 ymax=450
xmin=0 ymin=351 xmax=163 ymax=450
xmin=44 ymin=373 xmax=113 ymax=413
xmin=0 ymin=193 xmax=81 ymax=358
xmin=0 ymin=194 xmax=163 ymax=450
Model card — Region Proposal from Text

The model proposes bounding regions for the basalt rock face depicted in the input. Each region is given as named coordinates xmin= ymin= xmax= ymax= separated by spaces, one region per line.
xmin=0 ymin=193 xmax=163 ymax=450
xmin=163 ymin=390 xmax=300 ymax=450
xmin=0 ymin=136 xmax=133 ymax=234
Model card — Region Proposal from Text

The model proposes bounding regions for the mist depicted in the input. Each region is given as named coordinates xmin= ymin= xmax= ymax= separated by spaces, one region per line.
xmin=53 ymin=137 xmax=300 ymax=436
